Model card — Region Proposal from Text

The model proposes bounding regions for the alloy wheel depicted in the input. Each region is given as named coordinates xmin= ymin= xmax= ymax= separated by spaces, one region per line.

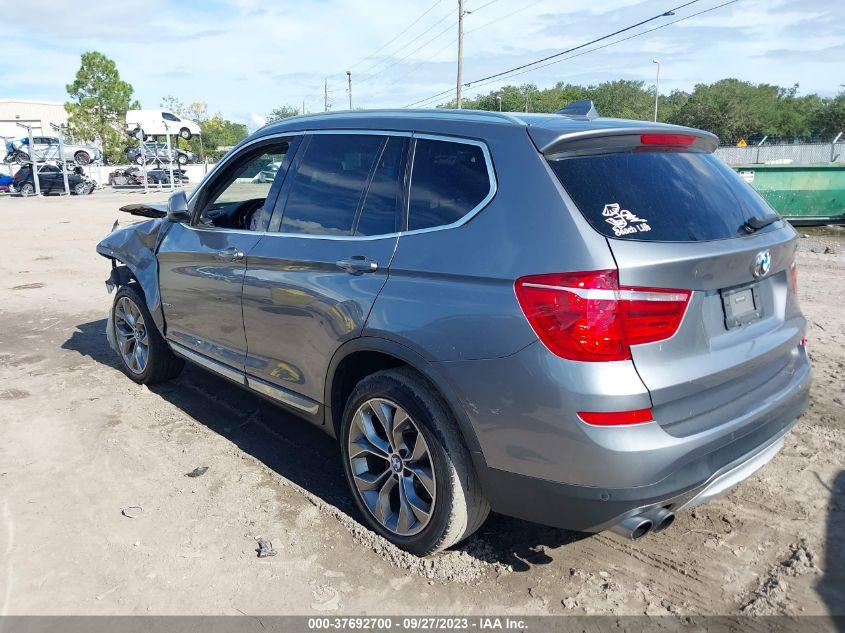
xmin=114 ymin=296 xmax=149 ymax=375
xmin=347 ymin=398 xmax=436 ymax=537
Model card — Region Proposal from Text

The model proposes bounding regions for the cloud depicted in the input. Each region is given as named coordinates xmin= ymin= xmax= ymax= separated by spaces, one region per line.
xmin=0 ymin=0 xmax=842 ymax=121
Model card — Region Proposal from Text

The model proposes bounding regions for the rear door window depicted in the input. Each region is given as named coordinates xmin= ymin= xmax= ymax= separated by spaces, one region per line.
xmin=408 ymin=138 xmax=491 ymax=231
xmin=354 ymin=136 xmax=409 ymax=236
xmin=280 ymin=134 xmax=384 ymax=236
xmin=548 ymin=152 xmax=780 ymax=241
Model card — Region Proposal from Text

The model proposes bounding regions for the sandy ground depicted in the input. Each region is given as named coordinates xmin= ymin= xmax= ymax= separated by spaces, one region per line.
xmin=0 ymin=189 xmax=842 ymax=616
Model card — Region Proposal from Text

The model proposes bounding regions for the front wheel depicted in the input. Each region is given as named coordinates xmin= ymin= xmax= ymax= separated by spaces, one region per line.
xmin=177 ymin=153 xmax=188 ymax=165
xmin=179 ymin=127 xmax=192 ymax=140
xmin=340 ymin=368 xmax=489 ymax=555
xmin=18 ymin=182 xmax=35 ymax=196
xmin=112 ymin=285 xmax=184 ymax=384
xmin=74 ymin=151 xmax=91 ymax=165
xmin=73 ymin=182 xmax=88 ymax=195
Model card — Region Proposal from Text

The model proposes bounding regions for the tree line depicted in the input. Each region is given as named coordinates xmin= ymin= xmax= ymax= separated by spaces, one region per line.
xmin=448 ymin=79 xmax=845 ymax=144
xmin=61 ymin=51 xmax=844 ymax=163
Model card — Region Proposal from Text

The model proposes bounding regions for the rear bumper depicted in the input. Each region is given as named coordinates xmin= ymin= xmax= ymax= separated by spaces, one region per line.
xmin=478 ymin=402 xmax=803 ymax=532
xmin=443 ymin=342 xmax=810 ymax=532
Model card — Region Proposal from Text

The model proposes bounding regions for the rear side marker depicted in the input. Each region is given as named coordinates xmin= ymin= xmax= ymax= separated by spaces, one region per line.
xmin=578 ymin=409 xmax=654 ymax=426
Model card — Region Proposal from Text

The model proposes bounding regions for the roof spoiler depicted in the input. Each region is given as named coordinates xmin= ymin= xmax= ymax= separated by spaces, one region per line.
xmin=555 ymin=99 xmax=599 ymax=121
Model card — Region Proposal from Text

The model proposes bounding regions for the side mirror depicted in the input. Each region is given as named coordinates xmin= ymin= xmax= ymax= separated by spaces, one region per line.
xmin=166 ymin=190 xmax=190 ymax=222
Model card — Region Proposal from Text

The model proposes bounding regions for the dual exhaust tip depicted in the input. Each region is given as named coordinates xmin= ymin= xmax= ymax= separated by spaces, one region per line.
xmin=610 ymin=507 xmax=675 ymax=540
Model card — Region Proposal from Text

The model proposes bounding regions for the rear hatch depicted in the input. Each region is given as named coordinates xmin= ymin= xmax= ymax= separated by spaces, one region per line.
xmin=537 ymin=125 xmax=806 ymax=436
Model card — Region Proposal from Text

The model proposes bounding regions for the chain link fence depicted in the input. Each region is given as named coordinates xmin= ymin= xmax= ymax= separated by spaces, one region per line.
xmin=716 ymin=134 xmax=844 ymax=165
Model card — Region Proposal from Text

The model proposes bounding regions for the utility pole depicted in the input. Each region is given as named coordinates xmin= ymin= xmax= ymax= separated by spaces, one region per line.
xmin=456 ymin=0 xmax=464 ymax=109
xmin=347 ymin=71 xmax=352 ymax=110
xmin=324 ymin=79 xmax=329 ymax=112
xmin=652 ymin=59 xmax=661 ymax=122
xmin=496 ymin=95 xmax=502 ymax=111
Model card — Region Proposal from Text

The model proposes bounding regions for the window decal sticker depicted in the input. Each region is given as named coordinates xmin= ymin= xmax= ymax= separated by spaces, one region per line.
xmin=602 ymin=203 xmax=652 ymax=237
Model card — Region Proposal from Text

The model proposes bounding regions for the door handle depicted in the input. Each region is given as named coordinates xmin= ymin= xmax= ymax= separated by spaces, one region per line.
xmin=336 ymin=256 xmax=378 ymax=274
xmin=215 ymin=246 xmax=244 ymax=262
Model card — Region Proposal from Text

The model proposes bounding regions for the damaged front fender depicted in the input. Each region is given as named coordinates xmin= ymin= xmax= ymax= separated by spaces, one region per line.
xmin=96 ymin=216 xmax=173 ymax=334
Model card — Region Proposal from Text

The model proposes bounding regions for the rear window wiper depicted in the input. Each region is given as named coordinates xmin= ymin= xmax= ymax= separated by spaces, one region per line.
xmin=741 ymin=215 xmax=779 ymax=234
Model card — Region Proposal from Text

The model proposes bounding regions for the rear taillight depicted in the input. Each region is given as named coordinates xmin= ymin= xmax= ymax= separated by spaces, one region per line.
xmin=578 ymin=409 xmax=653 ymax=426
xmin=514 ymin=270 xmax=690 ymax=362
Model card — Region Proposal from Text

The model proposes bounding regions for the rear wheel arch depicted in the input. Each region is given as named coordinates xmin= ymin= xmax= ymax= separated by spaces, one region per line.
xmin=325 ymin=337 xmax=483 ymax=454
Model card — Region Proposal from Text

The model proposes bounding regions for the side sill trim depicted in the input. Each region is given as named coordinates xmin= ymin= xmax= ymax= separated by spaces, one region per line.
xmin=246 ymin=375 xmax=321 ymax=415
xmin=169 ymin=341 xmax=246 ymax=385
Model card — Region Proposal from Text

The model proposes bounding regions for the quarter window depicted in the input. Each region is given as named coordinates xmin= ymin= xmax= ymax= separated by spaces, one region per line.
xmin=408 ymin=138 xmax=490 ymax=231
xmin=280 ymin=134 xmax=384 ymax=236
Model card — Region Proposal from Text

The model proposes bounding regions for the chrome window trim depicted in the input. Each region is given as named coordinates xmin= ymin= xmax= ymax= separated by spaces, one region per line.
xmin=403 ymin=132 xmax=497 ymax=237
xmin=187 ymin=129 xmax=497 ymax=242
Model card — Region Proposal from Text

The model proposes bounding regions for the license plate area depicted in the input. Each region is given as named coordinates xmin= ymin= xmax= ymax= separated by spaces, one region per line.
xmin=721 ymin=283 xmax=761 ymax=329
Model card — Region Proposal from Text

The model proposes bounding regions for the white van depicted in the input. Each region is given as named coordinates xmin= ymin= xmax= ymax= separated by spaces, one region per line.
xmin=125 ymin=110 xmax=202 ymax=140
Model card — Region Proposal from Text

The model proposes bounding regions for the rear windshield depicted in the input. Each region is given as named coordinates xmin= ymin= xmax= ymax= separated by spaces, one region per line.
xmin=548 ymin=152 xmax=780 ymax=241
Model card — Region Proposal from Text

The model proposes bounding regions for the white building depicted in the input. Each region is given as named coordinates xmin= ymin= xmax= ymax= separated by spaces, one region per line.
xmin=0 ymin=99 xmax=68 ymax=140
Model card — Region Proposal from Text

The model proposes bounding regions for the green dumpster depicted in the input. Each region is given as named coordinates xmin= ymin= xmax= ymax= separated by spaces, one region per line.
xmin=731 ymin=164 xmax=845 ymax=225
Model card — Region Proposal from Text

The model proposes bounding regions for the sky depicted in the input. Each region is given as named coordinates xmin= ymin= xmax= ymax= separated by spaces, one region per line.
xmin=1 ymin=0 xmax=843 ymax=129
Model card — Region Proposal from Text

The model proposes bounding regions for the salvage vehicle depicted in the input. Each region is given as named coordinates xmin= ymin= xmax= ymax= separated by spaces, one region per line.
xmin=96 ymin=104 xmax=810 ymax=555
xmin=14 ymin=164 xmax=93 ymax=196
xmin=126 ymin=142 xmax=195 ymax=166
xmin=125 ymin=109 xmax=201 ymax=140
xmin=5 ymin=136 xmax=101 ymax=165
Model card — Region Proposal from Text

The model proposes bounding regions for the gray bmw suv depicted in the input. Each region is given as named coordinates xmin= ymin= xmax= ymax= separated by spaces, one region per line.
xmin=97 ymin=104 xmax=811 ymax=555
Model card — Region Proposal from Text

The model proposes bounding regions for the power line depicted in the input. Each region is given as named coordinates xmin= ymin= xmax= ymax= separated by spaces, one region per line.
xmin=361 ymin=0 xmax=532 ymax=105
xmin=465 ymin=0 xmax=545 ymax=35
xmin=348 ymin=0 xmax=445 ymax=71
xmin=357 ymin=17 xmax=457 ymax=85
xmin=355 ymin=9 xmax=456 ymax=80
xmin=467 ymin=0 xmax=701 ymax=86
xmin=403 ymin=0 xmax=734 ymax=108
xmin=465 ymin=0 xmax=742 ymax=93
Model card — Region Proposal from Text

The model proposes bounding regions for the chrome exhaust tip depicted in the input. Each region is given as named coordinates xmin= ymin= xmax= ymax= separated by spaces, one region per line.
xmin=645 ymin=508 xmax=676 ymax=533
xmin=609 ymin=515 xmax=653 ymax=540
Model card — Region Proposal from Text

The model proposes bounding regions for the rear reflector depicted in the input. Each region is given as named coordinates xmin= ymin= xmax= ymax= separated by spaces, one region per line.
xmin=514 ymin=270 xmax=690 ymax=361
xmin=578 ymin=409 xmax=654 ymax=426
xmin=640 ymin=133 xmax=696 ymax=147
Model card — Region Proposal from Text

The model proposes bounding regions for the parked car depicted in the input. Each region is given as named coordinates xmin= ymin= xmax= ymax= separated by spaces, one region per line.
xmin=96 ymin=105 xmax=810 ymax=556
xmin=4 ymin=136 xmax=101 ymax=165
xmin=107 ymin=166 xmax=189 ymax=187
xmin=13 ymin=164 xmax=94 ymax=195
xmin=125 ymin=143 xmax=196 ymax=166
xmin=125 ymin=109 xmax=202 ymax=140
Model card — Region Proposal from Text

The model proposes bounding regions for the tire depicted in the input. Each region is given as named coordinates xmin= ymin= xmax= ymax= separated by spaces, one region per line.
xmin=74 ymin=151 xmax=91 ymax=166
xmin=16 ymin=151 xmax=30 ymax=164
xmin=177 ymin=153 xmax=188 ymax=165
xmin=112 ymin=284 xmax=184 ymax=384
xmin=134 ymin=155 xmax=145 ymax=165
xmin=73 ymin=182 xmax=87 ymax=195
xmin=19 ymin=182 xmax=35 ymax=196
xmin=179 ymin=127 xmax=192 ymax=140
xmin=340 ymin=368 xmax=489 ymax=555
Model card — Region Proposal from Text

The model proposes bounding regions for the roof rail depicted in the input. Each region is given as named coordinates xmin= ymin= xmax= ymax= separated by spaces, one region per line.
xmin=555 ymin=99 xmax=599 ymax=121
